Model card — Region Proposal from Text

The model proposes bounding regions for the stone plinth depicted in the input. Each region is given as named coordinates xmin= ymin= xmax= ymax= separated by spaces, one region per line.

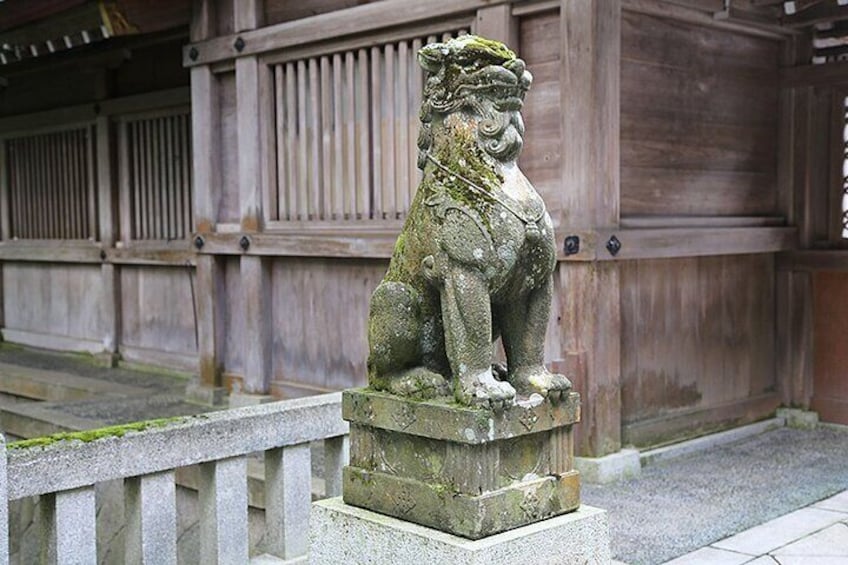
xmin=341 ymin=388 xmax=581 ymax=539
xmin=310 ymin=497 xmax=610 ymax=565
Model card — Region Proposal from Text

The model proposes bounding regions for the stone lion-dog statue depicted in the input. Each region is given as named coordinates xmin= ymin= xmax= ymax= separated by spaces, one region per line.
xmin=367 ymin=35 xmax=571 ymax=408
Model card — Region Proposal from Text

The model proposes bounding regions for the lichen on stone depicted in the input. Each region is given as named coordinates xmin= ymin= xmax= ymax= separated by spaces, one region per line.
xmin=8 ymin=415 xmax=192 ymax=450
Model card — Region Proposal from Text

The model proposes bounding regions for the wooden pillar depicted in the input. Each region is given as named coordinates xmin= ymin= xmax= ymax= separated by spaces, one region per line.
xmin=235 ymin=0 xmax=274 ymax=399
xmin=776 ymin=34 xmax=815 ymax=408
xmin=189 ymin=0 xmax=226 ymax=403
xmin=559 ymin=0 xmax=622 ymax=457
xmin=475 ymin=5 xmax=519 ymax=49
xmin=96 ymin=115 xmax=120 ymax=364
xmin=0 ymin=139 xmax=9 ymax=332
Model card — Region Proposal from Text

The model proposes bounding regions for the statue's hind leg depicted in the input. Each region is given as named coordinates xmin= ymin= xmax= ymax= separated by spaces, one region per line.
xmin=367 ymin=281 xmax=449 ymax=398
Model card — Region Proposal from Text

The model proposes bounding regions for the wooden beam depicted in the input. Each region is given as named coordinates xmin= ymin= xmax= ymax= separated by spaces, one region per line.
xmin=621 ymin=0 xmax=794 ymax=39
xmin=559 ymin=227 xmax=797 ymax=262
xmin=783 ymin=2 xmax=848 ymax=27
xmin=194 ymin=230 xmax=398 ymax=258
xmin=779 ymin=249 xmax=848 ymax=271
xmin=0 ymin=88 xmax=191 ymax=139
xmin=775 ymin=271 xmax=814 ymax=407
xmin=182 ymin=0 xmax=526 ymax=67
xmin=0 ymin=241 xmax=102 ymax=263
xmin=560 ymin=0 xmax=622 ymax=458
xmin=782 ymin=60 xmax=848 ymax=87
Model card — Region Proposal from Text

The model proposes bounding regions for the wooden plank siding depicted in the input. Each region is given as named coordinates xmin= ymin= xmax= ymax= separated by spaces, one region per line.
xmin=620 ymin=11 xmax=781 ymax=217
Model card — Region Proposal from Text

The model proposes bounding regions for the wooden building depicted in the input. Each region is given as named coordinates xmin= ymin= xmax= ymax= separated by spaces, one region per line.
xmin=1 ymin=0 xmax=847 ymax=457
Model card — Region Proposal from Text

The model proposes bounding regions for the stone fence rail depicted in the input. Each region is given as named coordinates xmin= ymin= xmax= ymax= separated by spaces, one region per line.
xmin=0 ymin=392 xmax=348 ymax=564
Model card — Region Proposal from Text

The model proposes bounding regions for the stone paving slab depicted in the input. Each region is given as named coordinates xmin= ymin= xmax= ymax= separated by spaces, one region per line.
xmin=711 ymin=508 xmax=847 ymax=556
xmin=663 ymin=546 xmax=753 ymax=565
xmin=813 ymin=490 xmax=848 ymax=513
xmin=772 ymin=522 xmax=848 ymax=557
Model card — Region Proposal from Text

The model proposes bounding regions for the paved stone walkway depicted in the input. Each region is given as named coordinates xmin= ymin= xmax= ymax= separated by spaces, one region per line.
xmin=664 ymin=490 xmax=848 ymax=564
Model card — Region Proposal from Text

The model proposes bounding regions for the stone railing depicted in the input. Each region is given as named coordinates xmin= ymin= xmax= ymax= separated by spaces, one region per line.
xmin=0 ymin=392 xmax=347 ymax=564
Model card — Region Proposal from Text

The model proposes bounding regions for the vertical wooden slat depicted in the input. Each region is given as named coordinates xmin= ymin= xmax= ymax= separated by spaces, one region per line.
xmin=296 ymin=60 xmax=308 ymax=221
xmin=333 ymin=53 xmax=345 ymax=220
xmin=410 ymin=37 xmax=423 ymax=194
xmin=286 ymin=63 xmax=298 ymax=221
xmin=275 ymin=65 xmax=287 ymax=222
xmin=356 ymin=49 xmax=370 ymax=219
xmin=0 ymin=140 xmax=9 ymax=240
xmin=342 ymin=52 xmax=355 ymax=219
xmin=264 ymin=444 xmax=312 ymax=559
xmin=397 ymin=40 xmax=410 ymax=217
xmin=6 ymin=141 xmax=17 ymax=238
xmin=118 ymin=121 xmax=132 ymax=242
xmin=320 ymin=55 xmax=334 ymax=220
xmin=184 ymin=113 xmax=194 ymax=235
xmin=157 ymin=117 xmax=168 ymax=239
xmin=86 ymin=125 xmax=98 ymax=240
xmin=125 ymin=471 xmax=177 ymax=565
xmin=198 ymin=457 xmax=249 ymax=564
xmin=29 ymin=136 xmax=39 ymax=238
xmin=370 ymin=46 xmax=383 ymax=218
xmin=140 ymin=120 xmax=150 ymax=239
xmin=166 ymin=116 xmax=177 ymax=239
xmin=44 ymin=134 xmax=55 ymax=239
xmin=131 ymin=123 xmax=142 ymax=239
xmin=57 ymin=132 xmax=68 ymax=239
xmin=32 ymin=136 xmax=43 ymax=238
xmin=65 ymin=132 xmax=77 ymax=239
xmin=382 ymin=43 xmax=396 ymax=218
xmin=308 ymin=57 xmax=322 ymax=219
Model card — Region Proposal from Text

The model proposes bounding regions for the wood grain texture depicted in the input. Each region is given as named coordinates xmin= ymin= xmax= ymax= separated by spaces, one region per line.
xmin=620 ymin=10 xmax=781 ymax=217
xmin=812 ymin=272 xmax=848 ymax=423
xmin=3 ymin=263 xmax=104 ymax=342
xmin=620 ymin=254 xmax=776 ymax=445
xmin=119 ymin=265 xmax=197 ymax=358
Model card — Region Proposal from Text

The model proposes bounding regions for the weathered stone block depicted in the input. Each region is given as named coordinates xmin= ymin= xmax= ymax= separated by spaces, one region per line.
xmin=342 ymin=388 xmax=581 ymax=539
xmin=310 ymin=497 xmax=611 ymax=565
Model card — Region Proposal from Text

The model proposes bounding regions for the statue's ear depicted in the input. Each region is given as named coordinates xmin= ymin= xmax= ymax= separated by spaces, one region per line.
xmin=418 ymin=43 xmax=446 ymax=73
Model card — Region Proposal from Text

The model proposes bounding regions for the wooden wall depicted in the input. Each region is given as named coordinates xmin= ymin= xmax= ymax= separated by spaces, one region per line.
xmin=1 ymin=0 xmax=808 ymax=454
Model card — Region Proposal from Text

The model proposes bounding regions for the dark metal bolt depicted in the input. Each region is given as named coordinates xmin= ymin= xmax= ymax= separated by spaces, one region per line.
xmin=239 ymin=235 xmax=250 ymax=251
xmin=188 ymin=46 xmax=199 ymax=61
xmin=563 ymin=235 xmax=580 ymax=256
xmin=606 ymin=235 xmax=622 ymax=257
xmin=234 ymin=37 xmax=245 ymax=52
xmin=100 ymin=249 xmax=107 ymax=261
xmin=93 ymin=103 xmax=101 ymax=115
xmin=194 ymin=235 xmax=205 ymax=250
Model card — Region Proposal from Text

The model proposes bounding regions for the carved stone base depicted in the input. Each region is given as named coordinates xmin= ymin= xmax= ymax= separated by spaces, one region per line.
xmin=341 ymin=388 xmax=581 ymax=539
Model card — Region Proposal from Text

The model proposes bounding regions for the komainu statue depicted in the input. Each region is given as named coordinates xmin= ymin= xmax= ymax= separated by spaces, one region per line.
xmin=367 ymin=35 xmax=572 ymax=408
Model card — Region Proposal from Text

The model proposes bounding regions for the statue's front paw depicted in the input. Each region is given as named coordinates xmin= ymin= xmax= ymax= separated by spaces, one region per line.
xmin=510 ymin=367 xmax=572 ymax=402
xmin=457 ymin=369 xmax=516 ymax=410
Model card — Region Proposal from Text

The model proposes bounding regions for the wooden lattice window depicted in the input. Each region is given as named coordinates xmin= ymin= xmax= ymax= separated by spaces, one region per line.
xmin=120 ymin=110 xmax=193 ymax=241
xmin=4 ymin=127 xmax=97 ymax=240
xmin=842 ymin=95 xmax=848 ymax=238
xmin=269 ymin=30 xmax=467 ymax=224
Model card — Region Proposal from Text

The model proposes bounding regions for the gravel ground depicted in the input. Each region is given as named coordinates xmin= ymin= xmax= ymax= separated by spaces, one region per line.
xmin=582 ymin=426 xmax=848 ymax=565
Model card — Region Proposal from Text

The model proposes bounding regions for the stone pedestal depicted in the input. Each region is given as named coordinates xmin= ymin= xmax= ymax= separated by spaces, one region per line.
xmin=310 ymin=497 xmax=610 ymax=565
xmin=341 ymin=388 xmax=581 ymax=539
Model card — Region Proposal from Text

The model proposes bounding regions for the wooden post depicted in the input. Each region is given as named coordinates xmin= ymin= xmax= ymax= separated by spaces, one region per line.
xmin=559 ymin=0 xmax=622 ymax=457
xmin=96 ymin=116 xmax=120 ymax=363
xmin=475 ymin=5 xmax=519 ymax=50
xmin=776 ymin=34 xmax=815 ymax=408
xmin=188 ymin=0 xmax=226 ymax=404
xmin=234 ymin=0 xmax=274 ymax=400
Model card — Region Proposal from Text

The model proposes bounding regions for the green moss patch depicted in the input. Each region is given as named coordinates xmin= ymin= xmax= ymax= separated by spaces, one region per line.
xmin=8 ymin=416 xmax=194 ymax=450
